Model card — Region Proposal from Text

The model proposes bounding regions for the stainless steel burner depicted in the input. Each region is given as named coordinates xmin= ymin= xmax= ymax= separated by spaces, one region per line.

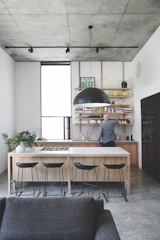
xmin=41 ymin=147 xmax=69 ymax=151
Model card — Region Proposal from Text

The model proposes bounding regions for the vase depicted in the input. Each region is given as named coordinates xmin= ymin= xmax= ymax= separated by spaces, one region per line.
xmin=121 ymin=82 xmax=127 ymax=88
xmin=16 ymin=142 xmax=26 ymax=153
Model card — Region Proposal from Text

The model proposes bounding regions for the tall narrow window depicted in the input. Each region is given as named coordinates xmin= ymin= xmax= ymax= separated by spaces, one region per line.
xmin=41 ymin=63 xmax=71 ymax=139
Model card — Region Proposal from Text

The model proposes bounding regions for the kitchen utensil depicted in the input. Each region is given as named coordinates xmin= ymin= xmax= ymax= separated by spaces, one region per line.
xmin=104 ymin=107 xmax=107 ymax=113
xmin=126 ymin=135 xmax=129 ymax=140
xmin=89 ymin=120 xmax=96 ymax=123
xmin=115 ymin=135 xmax=119 ymax=140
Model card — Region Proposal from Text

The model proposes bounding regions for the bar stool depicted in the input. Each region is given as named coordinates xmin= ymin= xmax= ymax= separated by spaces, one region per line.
xmin=43 ymin=163 xmax=65 ymax=197
xmin=16 ymin=162 xmax=41 ymax=198
xmin=72 ymin=162 xmax=100 ymax=198
xmin=103 ymin=163 xmax=128 ymax=202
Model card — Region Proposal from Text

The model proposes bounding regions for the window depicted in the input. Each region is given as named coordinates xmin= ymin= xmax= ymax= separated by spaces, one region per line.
xmin=41 ymin=63 xmax=71 ymax=139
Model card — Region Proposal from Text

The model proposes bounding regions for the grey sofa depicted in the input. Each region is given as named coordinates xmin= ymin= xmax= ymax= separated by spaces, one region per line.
xmin=0 ymin=197 xmax=120 ymax=240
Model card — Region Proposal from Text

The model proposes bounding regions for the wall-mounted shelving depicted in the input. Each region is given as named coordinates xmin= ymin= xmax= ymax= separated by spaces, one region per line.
xmin=74 ymin=62 xmax=132 ymax=133
xmin=75 ymin=88 xmax=131 ymax=91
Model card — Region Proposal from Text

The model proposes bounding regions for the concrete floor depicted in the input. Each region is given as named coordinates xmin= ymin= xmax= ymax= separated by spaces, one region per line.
xmin=0 ymin=168 xmax=160 ymax=240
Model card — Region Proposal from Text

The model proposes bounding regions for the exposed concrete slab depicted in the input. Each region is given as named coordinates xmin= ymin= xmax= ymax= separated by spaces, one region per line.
xmin=0 ymin=0 xmax=9 ymax=14
xmin=0 ymin=0 xmax=160 ymax=61
xmin=126 ymin=0 xmax=160 ymax=14
xmin=0 ymin=15 xmax=28 ymax=46
xmin=12 ymin=14 xmax=70 ymax=46
xmin=66 ymin=0 xmax=128 ymax=14
xmin=68 ymin=14 xmax=122 ymax=46
xmin=2 ymin=0 xmax=67 ymax=14
xmin=112 ymin=14 xmax=160 ymax=47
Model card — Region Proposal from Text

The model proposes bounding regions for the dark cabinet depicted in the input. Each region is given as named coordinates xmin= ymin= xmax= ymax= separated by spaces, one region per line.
xmin=141 ymin=92 xmax=160 ymax=183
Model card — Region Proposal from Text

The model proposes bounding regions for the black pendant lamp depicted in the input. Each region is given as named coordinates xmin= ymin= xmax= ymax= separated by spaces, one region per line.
xmin=73 ymin=88 xmax=110 ymax=107
xmin=73 ymin=26 xmax=111 ymax=107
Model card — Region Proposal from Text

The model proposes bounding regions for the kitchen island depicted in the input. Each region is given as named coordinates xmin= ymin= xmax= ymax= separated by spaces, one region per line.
xmin=8 ymin=147 xmax=130 ymax=195
xmin=35 ymin=140 xmax=138 ymax=167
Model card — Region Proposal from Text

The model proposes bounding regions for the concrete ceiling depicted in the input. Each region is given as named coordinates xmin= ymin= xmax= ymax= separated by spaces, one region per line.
xmin=0 ymin=0 xmax=160 ymax=62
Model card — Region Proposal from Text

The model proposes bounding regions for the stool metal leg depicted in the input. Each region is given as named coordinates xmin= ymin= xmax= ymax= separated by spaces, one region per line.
xmin=95 ymin=168 xmax=100 ymax=199
xmin=106 ymin=169 xmax=110 ymax=201
xmin=87 ymin=170 xmax=89 ymax=196
xmin=103 ymin=167 xmax=108 ymax=202
xmin=72 ymin=168 xmax=78 ymax=196
xmin=121 ymin=168 xmax=128 ymax=202
xmin=31 ymin=168 xmax=35 ymax=197
xmin=59 ymin=167 xmax=62 ymax=197
xmin=61 ymin=166 xmax=65 ymax=197
xmin=16 ymin=167 xmax=20 ymax=197
xmin=35 ymin=165 xmax=41 ymax=197
xmin=44 ymin=167 xmax=47 ymax=197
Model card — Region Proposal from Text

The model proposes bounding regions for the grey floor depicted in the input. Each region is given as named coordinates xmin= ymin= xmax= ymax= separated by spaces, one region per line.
xmin=0 ymin=168 xmax=160 ymax=240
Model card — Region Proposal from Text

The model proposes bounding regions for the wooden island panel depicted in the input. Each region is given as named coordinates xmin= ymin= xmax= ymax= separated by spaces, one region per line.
xmin=39 ymin=141 xmax=138 ymax=167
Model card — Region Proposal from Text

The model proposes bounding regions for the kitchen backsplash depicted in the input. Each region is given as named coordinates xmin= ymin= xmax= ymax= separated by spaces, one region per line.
xmin=72 ymin=124 xmax=132 ymax=141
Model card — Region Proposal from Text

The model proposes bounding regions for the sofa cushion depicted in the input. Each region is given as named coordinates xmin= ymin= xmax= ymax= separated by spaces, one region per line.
xmin=94 ymin=199 xmax=104 ymax=216
xmin=95 ymin=210 xmax=120 ymax=240
xmin=0 ymin=198 xmax=5 ymax=227
xmin=0 ymin=197 xmax=95 ymax=240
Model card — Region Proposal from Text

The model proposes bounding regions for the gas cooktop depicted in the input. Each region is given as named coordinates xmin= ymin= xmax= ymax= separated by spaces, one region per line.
xmin=40 ymin=147 xmax=69 ymax=151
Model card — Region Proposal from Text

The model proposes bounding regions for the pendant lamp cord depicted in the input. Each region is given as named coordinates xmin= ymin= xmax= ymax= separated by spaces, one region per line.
xmin=90 ymin=27 xmax=91 ymax=77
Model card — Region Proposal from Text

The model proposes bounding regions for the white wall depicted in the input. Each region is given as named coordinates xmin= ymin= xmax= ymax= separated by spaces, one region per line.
xmin=0 ymin=48 xmax=16 ymax=174
xmin=132 ymin=26 xmax=160 ymax=168
xmin=16 ymin=63 xmax=41 ymax=134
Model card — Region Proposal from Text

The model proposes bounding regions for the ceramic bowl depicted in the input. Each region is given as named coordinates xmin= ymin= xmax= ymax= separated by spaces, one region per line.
xmin=121 ymin=92 xmax=130 ymax=96
xmin=112 ymin=93 xmax=119 ymax=96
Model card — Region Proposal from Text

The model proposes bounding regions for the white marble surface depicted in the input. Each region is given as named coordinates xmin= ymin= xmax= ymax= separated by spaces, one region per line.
xmin=8 ymin=147 xmax=130 ymax=156
xmin=35 ymin=139 xmax=137 ymax=143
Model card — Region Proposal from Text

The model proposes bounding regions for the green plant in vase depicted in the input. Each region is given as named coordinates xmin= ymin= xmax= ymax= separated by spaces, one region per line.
xmin=2 ymin=131 xmax=38 ymax=152
xmin=121 ymin=80 xmax=127 ymax=88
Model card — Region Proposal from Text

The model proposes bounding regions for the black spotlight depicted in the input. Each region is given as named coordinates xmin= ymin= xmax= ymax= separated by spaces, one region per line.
xmin=28 ymin=47 xmax=33 ymax=53
xmin=66 ymin=47 xmax=70 ymax=53
xmin=96 ymin=48 xmax=99 ymax=53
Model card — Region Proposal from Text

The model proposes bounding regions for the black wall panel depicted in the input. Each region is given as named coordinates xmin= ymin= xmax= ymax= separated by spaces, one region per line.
xmin=141 ymin=92 xmax=160 ymax=183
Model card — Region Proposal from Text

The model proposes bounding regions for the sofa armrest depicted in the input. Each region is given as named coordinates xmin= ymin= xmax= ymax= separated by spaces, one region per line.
xmin=95 ymin=210 xmax=120 ymax=240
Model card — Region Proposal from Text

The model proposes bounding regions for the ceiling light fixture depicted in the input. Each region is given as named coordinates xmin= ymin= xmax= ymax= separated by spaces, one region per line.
xmin=73 ymin=26 xmax=110 ymax=107
xmin=28 ymin=47 xmax=33 ymax=53
xmin=66 ymin=47 xmax=70 ymax=53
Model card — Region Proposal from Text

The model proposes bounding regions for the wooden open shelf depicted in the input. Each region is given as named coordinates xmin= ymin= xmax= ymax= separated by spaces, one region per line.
xmin=75 ymin=112 xmax=132 ymax=115
xmin=109 ymin=96 xmax=131 ymax=98
xmin=75 ymin=117 xmax=132 ymax=120
xmin=110 ymin=104 xmax=131 ymax=106
xmin=75 ymin=123 xmax=132 ymax=126
xmin=75 ymin=88 xmax=131 ymax=91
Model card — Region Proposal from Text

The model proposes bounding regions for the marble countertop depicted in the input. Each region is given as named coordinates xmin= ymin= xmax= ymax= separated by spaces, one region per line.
xmin=8 ymin=147 xmax=130 ymax=156
xmin=35 ymin=140 xmax=137 ymax=143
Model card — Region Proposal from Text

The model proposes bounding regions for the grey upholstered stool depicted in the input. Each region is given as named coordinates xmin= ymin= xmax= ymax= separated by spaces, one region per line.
xmin=15 ymin=162 xmax=41 ymax=197
xmin=103 ymin=163 xmax=128 ymax=202
xmin=72 ymin=162 xmax=100 ymax=198
xmin=43 ymin=162 xmax=65 ymax=197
